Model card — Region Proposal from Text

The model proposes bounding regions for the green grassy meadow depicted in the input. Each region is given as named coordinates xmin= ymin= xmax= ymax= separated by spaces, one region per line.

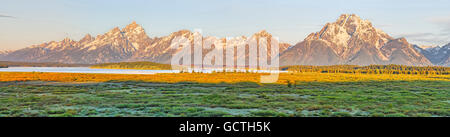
xmin=0 ymin=80 xmax=448 ymax=117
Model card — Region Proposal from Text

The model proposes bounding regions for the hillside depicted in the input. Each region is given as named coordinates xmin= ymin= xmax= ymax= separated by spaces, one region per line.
xmin=90 ymin=61 xmax=172 ymax=70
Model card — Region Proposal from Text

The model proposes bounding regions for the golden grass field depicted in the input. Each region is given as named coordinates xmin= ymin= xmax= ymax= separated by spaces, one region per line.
xmin=0 ymin=72 xmax=449 ymax=84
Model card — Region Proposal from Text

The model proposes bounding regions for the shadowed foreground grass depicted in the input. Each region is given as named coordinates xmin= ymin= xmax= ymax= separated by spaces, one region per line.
xmin=0 ymin=72 xmax=448 ymax=117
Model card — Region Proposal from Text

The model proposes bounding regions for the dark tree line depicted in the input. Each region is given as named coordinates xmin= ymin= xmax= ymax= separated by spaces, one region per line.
xmin=90 ymin=61 xmax=172 ymax=70
xmin=0 ymin=61 xmax=89 ymax=67
xmin=282 ymin=64 xmax=450 ymax=75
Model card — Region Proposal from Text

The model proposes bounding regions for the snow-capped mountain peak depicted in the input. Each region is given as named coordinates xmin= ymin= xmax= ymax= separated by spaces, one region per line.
xmin=79 ymin=34 xmax=94 ymax=45
xmin=122 ymin=21 xmax=145 ymax=34
xmin=254 ymin=30 xmax=271 ymax=37
xmin=305 ymin=14 xmax=393 ymax=56
xmin=280 ymin=14 xmax=431 ymax=66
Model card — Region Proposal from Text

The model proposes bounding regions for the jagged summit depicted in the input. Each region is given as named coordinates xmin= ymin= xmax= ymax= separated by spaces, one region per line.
xmin=110 ymin=27 xmax=121 ymax=32
xmin=335 ymin=14 xmax=366 ymax=28
xmin=254 ymin=30 xmax=270 ymax=36
xmin=82 ymin=34 xmax=92 ymax=39
xmin=78 ymin=34 xmax=94 ymax=45
xmin=252 ymin=30 xmax=274 ymax=41
xmin=172 ymin=29 xmax=192 ymax=35
xmin=166 ymin=30 xmax=193 ymax=39
xmin=126 ymin=21 xmax=139 ymax=28
xmin=123 ymin=21 xmax=146 ymax=35
xmin=62 ymin=37 xmax=73 ymax=42
xmin=305 ymin=14 xmax=392 ymax=55
xmin=395 ymin=37 xmax=409 ymax=44
xmin=99 ymin=21 xmax=145 ymax=35
xmin=80 ymin=34 xmax=93 ymax=41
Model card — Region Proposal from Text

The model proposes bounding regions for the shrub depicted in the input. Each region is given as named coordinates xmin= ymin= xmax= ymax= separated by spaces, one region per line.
xmin=331 ymin=112 xmax=352 ymax=117
xmin=250 ymin=110 xmax=289 ymax=117
xmin=385 ymin=113 xmax=407 ymax=117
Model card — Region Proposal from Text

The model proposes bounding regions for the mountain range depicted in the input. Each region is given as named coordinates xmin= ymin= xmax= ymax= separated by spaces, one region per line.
xmin=414 ymin=43 xmax=450 ymax=66
xmin=0 ymin=14 xmax=449 ymax=67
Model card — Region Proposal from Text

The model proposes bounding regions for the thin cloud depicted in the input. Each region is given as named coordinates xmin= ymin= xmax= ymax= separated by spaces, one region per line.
xmin=0 ymin=14 xmax=15 ymax=18
xmin=396 ymin=32 xmax=449 ymax=46
xmin=373 ymin=24 xmax=393 ymax=28
xmin=428 ymin=16 xmax=450 ymax=33
xmin=399 ymin=33 xmax=434 ymax=38
xmin=429 ymin=16 xmax=450 ymax=24
xmin=402 ymin=16 xmax=450 ymax=46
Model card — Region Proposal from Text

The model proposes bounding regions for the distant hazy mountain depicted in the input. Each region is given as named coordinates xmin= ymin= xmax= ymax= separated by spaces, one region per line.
xmin=414 ymin=43 xmax=450 ymax=66
xmin=280 ymin=14 xmax=432 ymax=66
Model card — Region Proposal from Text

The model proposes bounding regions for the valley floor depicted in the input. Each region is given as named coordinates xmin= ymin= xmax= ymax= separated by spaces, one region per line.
xmin=0 ymin=72 xmax=448 ymax=117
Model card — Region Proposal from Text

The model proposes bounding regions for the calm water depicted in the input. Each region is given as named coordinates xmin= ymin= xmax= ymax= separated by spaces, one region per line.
xmin=0 ymin=67 xmax=179 ymax=74
xmin=0 ymin=67 xmax=287 ymax=74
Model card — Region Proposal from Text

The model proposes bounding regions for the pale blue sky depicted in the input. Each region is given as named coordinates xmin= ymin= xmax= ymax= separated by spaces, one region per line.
xmin=1 ymin=0 xmax=450 ymax=50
